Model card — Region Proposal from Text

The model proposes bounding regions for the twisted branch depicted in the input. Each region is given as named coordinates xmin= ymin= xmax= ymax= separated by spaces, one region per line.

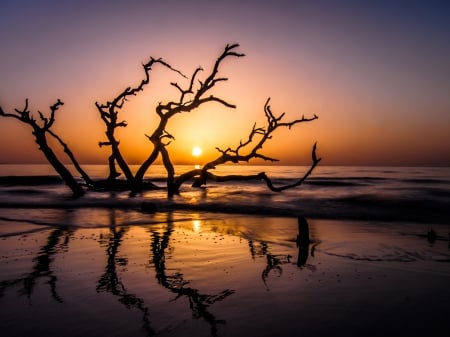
xmin=135 ymin=44 xmax=245 ymax=193
xmin=172 ymin=98 xmax=320 ymax=193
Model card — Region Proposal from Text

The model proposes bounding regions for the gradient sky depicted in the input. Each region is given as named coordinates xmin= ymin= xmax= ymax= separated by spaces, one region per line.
xmin=1 ymin=0 xmax=449 ymax=166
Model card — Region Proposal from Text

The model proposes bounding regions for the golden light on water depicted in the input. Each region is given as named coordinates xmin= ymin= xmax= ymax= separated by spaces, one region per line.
xmin=192 ymin=219 xmax=202 ymax=233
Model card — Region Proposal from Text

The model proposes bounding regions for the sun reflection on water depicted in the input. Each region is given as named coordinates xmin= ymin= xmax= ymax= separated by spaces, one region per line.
xmin=192 ymin=219 xmax=202 ymax=233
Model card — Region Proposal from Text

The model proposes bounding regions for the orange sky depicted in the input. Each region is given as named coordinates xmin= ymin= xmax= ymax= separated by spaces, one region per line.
xmin=1 ymin=1 xmax=449 ymax=166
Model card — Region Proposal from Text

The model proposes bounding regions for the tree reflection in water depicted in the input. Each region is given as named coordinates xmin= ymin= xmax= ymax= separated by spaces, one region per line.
xmin=249 ymin=216 xmax=317 ymax=289
xmin=1 ymin=212 xmax=317 ymax=337
xmin=0 ymin=226 xmax=74 ymax=303
xmin=148 ymin=213 xmax=235 ymax=337
xmin=96 ymin=209 xmax=155 ymax=336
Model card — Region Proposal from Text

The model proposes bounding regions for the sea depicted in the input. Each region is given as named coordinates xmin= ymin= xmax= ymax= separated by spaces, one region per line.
xmin=0 ymin=164 xmax=449 ymax=225
xmin=1 ymin=164 xmax=450 ymax=337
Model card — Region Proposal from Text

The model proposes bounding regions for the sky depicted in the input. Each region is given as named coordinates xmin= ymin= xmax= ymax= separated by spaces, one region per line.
xmin=1 ymin=0 xmax=449 ymax=166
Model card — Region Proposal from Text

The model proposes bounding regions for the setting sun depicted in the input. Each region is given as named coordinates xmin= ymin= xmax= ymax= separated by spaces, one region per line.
xmin=192 ymin=146 xmax=202 ymax=157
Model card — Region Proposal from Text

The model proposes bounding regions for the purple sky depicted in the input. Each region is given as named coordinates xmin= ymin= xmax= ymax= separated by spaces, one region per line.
xmin=1 ymin=0 xmax=449 ymax=166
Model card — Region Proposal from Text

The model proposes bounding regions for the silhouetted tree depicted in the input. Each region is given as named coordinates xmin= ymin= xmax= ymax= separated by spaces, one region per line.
xmin=0 ymin=100 xmax=87 ymax=196
xmin=173 ymin=98 xmax=321 ymax=195
xmin=0 ymin=43 xmax=320 ymax=198
xmin=95 ymin=57 xmax=186 ymax=192
xmin=135 ymin=44 xmax=244 ymax=196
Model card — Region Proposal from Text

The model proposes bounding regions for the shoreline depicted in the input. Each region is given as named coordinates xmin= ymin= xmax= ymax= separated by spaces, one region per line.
xmin=1 ymin=199 xmax=449 ymax=225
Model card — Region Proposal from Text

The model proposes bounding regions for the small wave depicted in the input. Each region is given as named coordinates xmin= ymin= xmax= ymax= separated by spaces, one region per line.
xmin=0 ymin=213 xmax=197 ymax=233
xmin=305 ymin=180 xmax=366 ymax=187
xmin=0 ymin=226 xmax=53 ymax=238
xmin=400 ymin=178 xmax=450 ymax=185
xmin=0 ymin=176 xmax=63 ymax=186
xmin=424 ymin=188 xmax=450 ymax=198
xmin=162 ymin=202 xmax=300 ymax=217
xmin=313 ymin=176 xmax=388 ymax=181
xmin=2 ymin=188 xmax=47 ymax=195
xmin=322 ymin=248 xmax=450 ymax=263
xmin=323 ymin=251 xmax=417 ymax=263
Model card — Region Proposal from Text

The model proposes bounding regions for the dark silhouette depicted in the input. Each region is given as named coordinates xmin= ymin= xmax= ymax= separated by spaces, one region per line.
xmin=248 ymin=240 xmax=269 ymax=259
xmin=0 ymin=44 xmax=320 ymax=198
xmin=246 ymin=218 xmax=316 ymax=289
xmin=96 ymin=211 xmax=154 ymax=336
xmin=0 ymin=214 xmax=322 ymax=336
xmin=188 ymin=101 xmax=321 ymax=193
xmin=261 ymin=253 xmax=293 ymax=289
xmin=0 ymin=226 xmax=73 ymax=302
xmin=0 ymin=100 xmax=86 ymax=196
xmin=427 ymin=228 xmax=437 ymax=245
xmin=148 ymin=218 xmax=234 ymax=337
xmin=297 ymin=216 xmax=310 ymax=267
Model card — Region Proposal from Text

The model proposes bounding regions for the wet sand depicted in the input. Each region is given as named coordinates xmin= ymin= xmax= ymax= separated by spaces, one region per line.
xmin=1 ymin=211 xmax=449 ymax=337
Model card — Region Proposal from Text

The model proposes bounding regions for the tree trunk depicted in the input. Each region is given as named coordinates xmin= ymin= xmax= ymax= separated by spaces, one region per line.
xmin=135 ymin=147 xmax=159 ymax=186
xmin=111 ymin=143 xmax=140 ymax=192
xmin=34 ymin=131 xmax=85 ymax=197
xmin=159 ymin=145 xmax=176 ymax=197
xmin=48 ymin=130 xmax=93 ymax=186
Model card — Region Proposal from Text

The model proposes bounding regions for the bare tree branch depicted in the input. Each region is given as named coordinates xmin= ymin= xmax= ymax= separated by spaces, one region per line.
xmin=258 ymin=143 xmax=321 ymax=192
xmin=95 ymin=56 xmax=186 ymax=192
xmin=1 ymin=44 xmax=320 ymax=199
xmin=172 ymin=98 xmax=320 ymax=193
xmin=0 ymin=100 xmax=85 ymax=197
xmin=135 ymin=44 xmax=245 ymax=194
xmin=47 ymin=129 xmax=94 ymax=186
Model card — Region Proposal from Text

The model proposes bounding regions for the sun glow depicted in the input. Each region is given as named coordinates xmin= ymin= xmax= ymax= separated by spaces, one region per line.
xmin=192 ymin=220 xmax=202 ymax=233
xmin=192 ymin=146 xmax=202 ymax=157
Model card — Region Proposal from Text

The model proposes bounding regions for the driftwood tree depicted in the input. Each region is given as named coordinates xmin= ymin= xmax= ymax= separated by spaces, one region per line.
xmin=0 ymin=100 xmax=88 ymax=197
xmin=0 ymin=43 xmax=320 ymax=198
xmin=171 ymin=98 xmax=321 ymax=196
xmin=96 ymin=43 xmax=320 ymax=196
xmin=95 ymin=57 xmax=187 ymax=192
xmin=96 ymin=44 xmax=245 ymax=195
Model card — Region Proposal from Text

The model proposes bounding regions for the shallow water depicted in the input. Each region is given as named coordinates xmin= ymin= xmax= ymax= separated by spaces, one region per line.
xmin=1 ymin=165 xmax=449 ymax=336
xmin=1 ymin=213 xmax=449 ymax=337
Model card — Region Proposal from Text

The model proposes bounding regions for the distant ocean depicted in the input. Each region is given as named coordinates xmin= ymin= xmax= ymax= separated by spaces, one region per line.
xmin=0 ymin=164 xmax=449 ymax=225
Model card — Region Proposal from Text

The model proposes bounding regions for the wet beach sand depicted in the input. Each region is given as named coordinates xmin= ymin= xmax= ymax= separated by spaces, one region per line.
xmin=1 ymin=209 xmax=449 ymax=337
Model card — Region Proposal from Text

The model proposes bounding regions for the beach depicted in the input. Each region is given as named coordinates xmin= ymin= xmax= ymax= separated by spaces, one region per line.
xmin=1 ymin=165 xmax=450 ymax=336
xmin=2 ymin=0 xmax=450 ymax=334
xmin=1 ymin=210 xmax=449 ymax=337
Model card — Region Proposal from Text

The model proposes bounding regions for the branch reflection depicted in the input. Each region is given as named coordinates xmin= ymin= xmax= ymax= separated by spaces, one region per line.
xmin=149 ymin=213 xmax=234 ymax=337
xmin=96 ymin=209 xmax=154 ymax=336
xmin=0 ymin=226 xmax=73 ymax=303
xmin=1 ymin=211 xmax=319 ymax=337
xmin=248 ymin=216 xmax=317 ymax=289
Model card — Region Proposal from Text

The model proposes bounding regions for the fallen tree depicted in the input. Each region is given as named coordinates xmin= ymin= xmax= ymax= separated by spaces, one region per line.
xmin=0 ymin=99 xmax=87 ymax=197
xmin=170 ymin=98 xmax=321 ymax=196
xmin=0 ymin=43 xmax=320 ymax=198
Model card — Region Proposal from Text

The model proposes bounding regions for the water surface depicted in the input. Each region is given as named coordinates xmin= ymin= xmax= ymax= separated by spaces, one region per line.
xmin=1 ymin=213 xmax=449 ymax=337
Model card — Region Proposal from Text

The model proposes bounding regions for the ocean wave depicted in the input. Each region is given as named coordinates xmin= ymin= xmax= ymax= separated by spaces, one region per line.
xmin=321 ymin=249 xmax=450 ymax=263
xmin=0 ymin=175 xmax=63 ymax=186
xmin=0 ymin=192 xmax=448 ymax=225
xmin=399 ymin=178 xmax=450 ymax=185
xmin=1 ymin=166 xmax=449 ymax=225
xmin=305 ymin=179 xmax=368 ymax=187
